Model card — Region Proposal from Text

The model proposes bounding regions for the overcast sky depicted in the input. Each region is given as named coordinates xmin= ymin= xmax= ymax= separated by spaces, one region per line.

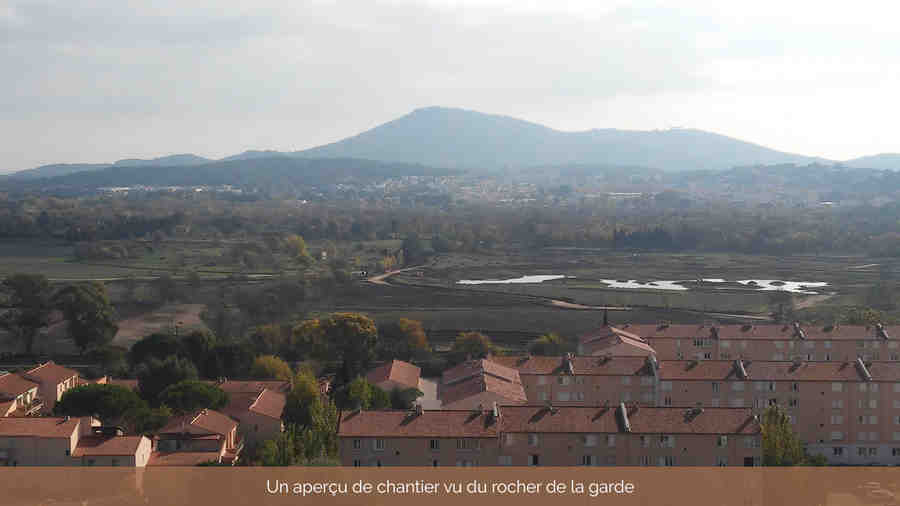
xmin=2 ymin=0 xmax=899 ymax=172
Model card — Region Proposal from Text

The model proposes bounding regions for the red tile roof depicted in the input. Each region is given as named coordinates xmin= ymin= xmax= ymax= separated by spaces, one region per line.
xmin=0 ymin=416 xmax=80 ymax=438
xmin=159 ymin=409 xmax=237 ymax=437
xmin=499 ymin=405 xmax=759 ymax=435
xmin=0 ymin=400 xmax=15 ymax=417
xmin=338 ymin=410 xmax=499 ymax=438
xmin=491 ymin=355 xmax=651 ymax=376
xmin=440 ymin=374 xmax=527 ymax=407
xmin=248 ymin=389 xmax=286 ymax=420
xmin=657 ymin=360 xmax=877 ymax=382
xmin=442 ymin=359 xmax=520 ymax=385
xmin=0 ymin=372 xmax=39 ymax=398
xmin=579 ymin=325 xmax=646 ymax=344
xmin=366 ymin=360 xmax=421 ymax=390
xmin=72 ymin=436 xmax=147 ymax=457
xmin=619 ymin=324 xmax=713 ymax=340
xmin=24 ymin=361 xmax=79 ymax=385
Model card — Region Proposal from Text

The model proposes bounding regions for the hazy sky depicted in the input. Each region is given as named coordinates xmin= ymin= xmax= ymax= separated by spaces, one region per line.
xmin=2 ymin=0 xmax=899 ymax=172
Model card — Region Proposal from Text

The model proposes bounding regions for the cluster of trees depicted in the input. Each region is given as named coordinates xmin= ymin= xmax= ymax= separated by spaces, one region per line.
xmin=9 ymin=190 xmax=900 ymax=258
xmin=0 ymin=274 xmax=117 ymax=354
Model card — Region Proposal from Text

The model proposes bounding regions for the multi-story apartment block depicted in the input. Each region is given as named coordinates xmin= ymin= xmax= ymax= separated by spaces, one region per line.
xmin=22 ymin=361 xmax=80 ymax=413
xmin=495 ymin=351 xmax=900 ymax=465
xmin=614 ymin=323 xmax=900 ymax=362
xmin=337 ymin=403 xmax=761 ymax=467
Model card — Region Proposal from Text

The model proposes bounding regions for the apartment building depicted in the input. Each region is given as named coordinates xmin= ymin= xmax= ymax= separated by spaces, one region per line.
xmin=220 ymin=386 xmax=286 ymax=447
xmin=439 ymin=359 xmax=527 ymax=410
xmin=336 ymin=404 xmax=761 ymax=467
xmin=338 ymin=407 xmax=500 ymax=467
xmin=621 ymin=323 xmax=900 ymax=362
xmin=0 ymin=371 xmax=41 ymax=417
xmin=577 ymin=325 xmax=656 ymax=357
xmin=22 ymin=361 xmax=80 ymax=413
xmin=0 ymin=417 xmax=150 ymax=466
xmin=150 ymin=409 xmax=242 ymax=466
xmin=490 ymin=355 xmax=657 ymax=406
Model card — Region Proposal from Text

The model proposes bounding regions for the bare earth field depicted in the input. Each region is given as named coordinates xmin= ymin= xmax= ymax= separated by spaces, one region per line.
xmin=112 ymin=303 xmax=208 ymax=348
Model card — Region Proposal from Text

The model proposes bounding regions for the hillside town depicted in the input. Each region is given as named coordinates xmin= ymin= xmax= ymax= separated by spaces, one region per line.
xmin=6 ymin=317 xmax=900 ymax=467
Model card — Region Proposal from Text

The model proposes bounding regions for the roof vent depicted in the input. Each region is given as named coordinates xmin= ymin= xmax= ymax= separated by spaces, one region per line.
xmin=877 ymin=323 xmax=890 ymax=340
xmin=741 ymin=324 xmax=753 ymax=332
xmin=617 ymin=402 xmax=632 ymax=433
xmin=792 ymin=322 xmax=806 ymax=340
xmin=563 ymin=353 xmax=575 ymax=375
xmin=415 ymin=404 xmax=424 ymax=416
xmin=491 ymin=402 xmax=500 ymax=421
xmin=545 ymin=400 xmax=558 ymax=414
xmin=734 ymin=359 xmax=749 ymax=380
xmin=855 ymin=357 xmax=873 ymax=382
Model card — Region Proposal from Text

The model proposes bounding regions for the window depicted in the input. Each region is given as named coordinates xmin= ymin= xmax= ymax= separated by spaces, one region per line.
xmin=374 ymin=439 xmax=385 ymax=451
xmin=537 ymin=376 xmax=547 ymax=385
xmin=826 ymin=353 xmax=832 ymax=361
xmin=744 ymin=437 xmax=760 ymax=448
xmin=456 ymin=460 xmax=476 ymax=467
xmin=606 ymin=435 xmax=616 ymax=447
xmin=664 ymin=396 xmax=672 ymax=406
xmin=430 ymin=439 xmax=440 ymax=450
xmin=711 ymin=398 xmax=720 ymax=407
xmin=894 ymin=432 xmax=900 ymax=441
xmin=730 ymin=398 xmax=744 ymax=407
xmin=353 ymin=459 xmax=362 ymax=467
xmin=584 ymin=434 xmax=598 ymax=447
xmin=352 ymin=439 xmax=361 ymax=449
xmin=659 ymin=456 xmax=676 ymax=467
xmin=65 ymin=449 xmax=70 ymax=456
xmin=528 ymin=434 xmax=540 ymax=447
xmin=896 ymin=416 xmax=900 ymax=425
xmin=641 ymin=376 xmax=654 ymax=386
xmin=456 ymin=439 xmax=480 ymax=451
xmin=722 ymin=341 xmax=731 ymax=349
xmin=557 ymin=391 xmax=570 ymax=401
xmin=832 ymin=383 xmax=843 ymax=392
xmin=703 ymin=352 xmax=712 ymax=360
xmin=859 ymin=416 xmax=867 ymax=425
xmin=528 ymin=454 xmax=540 ymax=466
xmin=830 ymin=431 xmax=844 ymax=441
xmin=717 ymin=435 xmax=728 ymax=448
xmin=859 ymin=341 xmax=866 ymax=349
xmin=860 ymin=383 xmax=868 ymax=392
xmin=538 ymin=392 xmax=549 ymax=401
xmin=621 ymin=392 xmax=631 ymax=402
xmin=640 ymin=436 xmax=649 ymax=448
xmin=789 ymin=398 xmax=799 ymax=408
xmin=895 ymin=383 xmax=900 ymax=393
xmin=870 ymin=400 xmax=879 ymax=409
xmin=558 ymin=376 xmax=571 ymax=386
xmin=498 ymin=456 xmax=512 ymax=466
xmin=791 ymin=383 xmax=799 ymax=392
xmin=732 ymin=382 xmax=745 ymax=391
xmin=831 ymin=415 xmax=844 ymax=425
xmin=621 ymin=377 xmax=632 ymax=385
xmin=712 ymin=382 xmax=720 ymax=393
xmin=870 ymin=416 xmax=879 ymax=425
xmin=775 ymin=341 xmax=784 ymax=349
xmin=833 ymin=447 xmax=844 ymax=456
xmin=894 ymin=449 xmax=900 ymax=457
xmin=872 ymin=383 xmax=880 ymax=393
xmin=580 ymin=455 xmax=598 ymax=466
xmin=824 ymin=341 xmax=832 ymax=349
xmin=432 ymin=460 xmax=439 ymax=467
xmin=639 ymin=456 xmax=651 ymax=466
xmin=575 ymin=376 xmax=585 ymax=385
xmin=716 ymin=456 xmax=728 ymax=467
xmin=504 ymin=434 xmax=516 ymax=446
xmin=573 ymin=391 xmax=585 ymax=401
xmin=832 ymin=399 xmax=844 ymax=409
xmin=768 ymin=398 xmax=778 ymax=407
xmin=659 ymin=435 xmax=674 ymax=448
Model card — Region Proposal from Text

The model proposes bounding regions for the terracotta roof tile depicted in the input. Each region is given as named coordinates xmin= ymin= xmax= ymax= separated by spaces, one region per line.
xmin=491 ymin=355 xmax=651 ymax=376
xmin=499 ymin=405 xmax=758 ymax=435
xmin=0 ymin=372 xmax=39 ymax=398
xmin=338 ymin=410 xmax=499 ymax=438
xmin=0 ymin=400 xmax=15 ymax=417
xmin=442 ymin=359 xmax=520 ymax=385
xmin=72 ymin=436 xmax=147 ymax=457
xmin=159 ymin=409 xmax=237 ymax=437
xmin=24 ymin=361 xmax=79 ymax=385
xmin=657 ymin=360 xmax=875 ymax=382
xmin=619 ymin=324 xmax=713 ymax=340
xmin=579 ymin=325 xmax=646 ymax=344
xmin=249 ymin=389 xmax=286 ymax=420
xmin=217 ymin=380 xmax=291 ymax=394
xmin=366 ymin=360 xmax=421 ymax=390
xmin=440 ymin=374 xmax=527 ymax=407
xmin=0 ymin=416 xmax=79 ymax=438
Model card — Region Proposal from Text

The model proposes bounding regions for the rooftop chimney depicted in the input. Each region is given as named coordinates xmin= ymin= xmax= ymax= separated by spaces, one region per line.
xmin=734 ymin=359 xmax=749 ymax=380
xmin=415 ymin=404 xmax=423 ymax=416
xmin=491 ymin=402 xmax=500 ymax=421
xmin=563 ymin=353 xmax=575 ymax=375
xmin=617 ymin=402 xmax=632 ymax=433
xmin=646 ymin=354 xmax=660 ymax=380
xmin=603 ymin=309 xmax=609 ymax=327
xmin=792 ymin=322 xmax=806 ymax=340
xmin=877 ymin=323 xmax=890 ymax=340
xmin=856 ymin=357 xmax=873 ymax=382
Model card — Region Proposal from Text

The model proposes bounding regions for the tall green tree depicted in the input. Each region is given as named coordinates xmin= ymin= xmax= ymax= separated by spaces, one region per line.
xmin=379 ymin=318 xmax=430 ymax=361
xmin=137 ymin=356 xmax=199 ymax=402
xmin=129 ymin=333 xmax=181 ymax=366
xmin=450 ymin=331 xmax=494 ymax=364
xmin=54 ymin=384 xmax=146 ymax=427
xmin=0 ymin=273 xmax=54 ymax=355
xmin=529 ymin=332 xmax=565 ymax=356
xmin=249 ymin=355 xmax=294 ymax=381
xmin=158 ymin=380 xmax=229 ymax=415
xmin=53 ymin=282 xmax=118 ymax=353
xmin=320 ymin=313 xmax=378 ymax=384
xmin=761 ymin=405 xmax=804 ymax=466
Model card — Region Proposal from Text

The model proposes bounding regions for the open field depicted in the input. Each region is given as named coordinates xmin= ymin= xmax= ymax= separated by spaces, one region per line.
xmin=112 ymin=303 xmax=208 ymax=348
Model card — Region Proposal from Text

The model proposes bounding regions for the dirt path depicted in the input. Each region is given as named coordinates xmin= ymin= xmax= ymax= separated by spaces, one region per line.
xmin=367 ymin=266 xmax=424 ymax=286
xmin=549 ymin=300 xmax=631 ymax=310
